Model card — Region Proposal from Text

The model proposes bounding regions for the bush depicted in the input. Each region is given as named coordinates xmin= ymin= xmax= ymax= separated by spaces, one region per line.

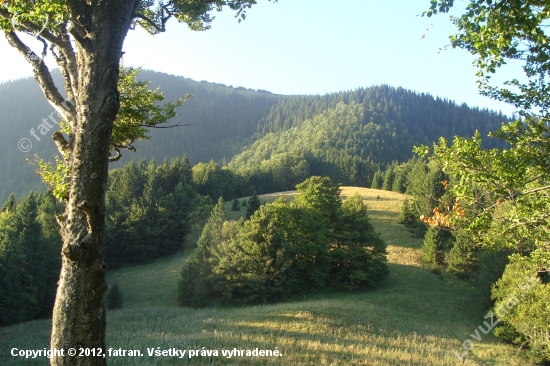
xmin=105 ymin=283 xmax=123 ymax=310
xmin=490 ymin=250 xmax=550 ymax=363
xmin=178 ymin=177 xmax=389 ymax=307
xmin=472 ymin=249 xmax=511 ymax=307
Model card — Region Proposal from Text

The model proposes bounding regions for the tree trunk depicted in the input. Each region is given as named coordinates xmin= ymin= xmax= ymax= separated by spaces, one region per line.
xmin=50 ymin=2 xmax=136 ymax=365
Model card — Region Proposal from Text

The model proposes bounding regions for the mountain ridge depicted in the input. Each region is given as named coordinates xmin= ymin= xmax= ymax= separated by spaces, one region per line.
xmin=0 ymin=69 xmax=510 ymax=201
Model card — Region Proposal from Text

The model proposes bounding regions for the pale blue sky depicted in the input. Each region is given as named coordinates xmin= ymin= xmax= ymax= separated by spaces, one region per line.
xmin=0 ymin=0 xmax=519 ymax=115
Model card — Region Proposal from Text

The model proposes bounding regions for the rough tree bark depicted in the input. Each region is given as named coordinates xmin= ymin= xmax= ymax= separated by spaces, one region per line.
xmin=4 ymin=2 xmax=140 ymax=365
xmin=0 ymin=1 xmax=263 ymax=364
xmin=48 ymin=3 xmax=137 ymax=364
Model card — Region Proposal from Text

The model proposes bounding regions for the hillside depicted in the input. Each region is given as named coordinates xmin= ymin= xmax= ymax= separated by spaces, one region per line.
xmin=0 ymin=188 xmax=529 ymax=365
xmin=0 ymin=71 xmax=278 ymax=201
xmin=0 ymin=71 xmax=509 ymax=202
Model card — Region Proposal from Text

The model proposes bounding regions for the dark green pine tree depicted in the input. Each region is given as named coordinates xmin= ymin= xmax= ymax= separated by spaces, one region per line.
xmin=231 ymin=198 xmax=241 ymax=211
xmin=447 ymin=234 xmax=480 ymax=279
xmin=397 ymin=199 xmax=416 ymax=226
xmin=105 ymin=282 xmax=123 ymax=310
xmin=0 ymin=207 xmax=27 ymax=326
xmin=34 ymin=192 xmax=62 ymax=318
xmin=1 ymin=193 xmax=16 ymax=212
xmin=178 ymin=197 xmax=227 ymax=308
xmin=12 ymin=193 xmax=43 ymax=321
xmin=180 ymin=155 xmax=193 ymax=184
xmin=370 ymin=170 xmax=384 ymax=189
xmin=245 ymin=191 xmax=261 ymax=219
xmin=422 ymin=226 xmax=446 ymax=268
xmin=381 ymin=166 xmax=395 ymax=191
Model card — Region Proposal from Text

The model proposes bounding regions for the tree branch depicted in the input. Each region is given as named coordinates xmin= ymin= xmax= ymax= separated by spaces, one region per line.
xmin=108 ymin=147 xmax=122 ymax=162
xmin=519 ymin=183 xmax=550 ymax=196
xmin=133 ymin=13 xmax=166 ymax=33
xmin=138 ymin=122 xmax=193 ymax=129
xmin=52 ymin=131 xmax=71 ymax=157
xmin=4 ymin=31 xmax=69 ymax=118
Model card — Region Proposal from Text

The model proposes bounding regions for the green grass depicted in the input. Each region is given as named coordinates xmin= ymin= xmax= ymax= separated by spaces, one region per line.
xmin=0 ymin=188 xmax=532 ymax=365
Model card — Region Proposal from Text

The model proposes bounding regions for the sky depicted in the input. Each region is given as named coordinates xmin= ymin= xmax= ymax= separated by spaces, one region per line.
xmin=0 ymin=0 xmax=520 ymax=116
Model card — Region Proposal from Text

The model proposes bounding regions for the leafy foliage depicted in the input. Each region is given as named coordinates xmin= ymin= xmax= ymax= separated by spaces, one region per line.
xmin=111 ymin=66 xmax=190 ymax=159
xmin=422 ymin=0 xmax=550 ymax=360
xmin=491 ymin=252 xmax=550 ymax=363
xmin=178 ymin=177 xmax=389 ymax=307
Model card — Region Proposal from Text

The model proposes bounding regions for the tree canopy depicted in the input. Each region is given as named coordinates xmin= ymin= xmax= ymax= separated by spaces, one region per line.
xmin=421 ymin=1 xmax=550 ymax=361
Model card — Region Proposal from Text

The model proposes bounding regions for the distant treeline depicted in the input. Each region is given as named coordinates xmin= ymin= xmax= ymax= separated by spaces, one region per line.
xmin=0 ymin=71 xmax=510 ymax=202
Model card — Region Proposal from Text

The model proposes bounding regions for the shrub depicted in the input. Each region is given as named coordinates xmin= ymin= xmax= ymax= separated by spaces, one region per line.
xmin=105 ymin=283 xmax=123 ymax=310
xmin=178 ymin=177 xmax=389 ymax=307
xmin=490 ymin=250 xmax=550 ymax=363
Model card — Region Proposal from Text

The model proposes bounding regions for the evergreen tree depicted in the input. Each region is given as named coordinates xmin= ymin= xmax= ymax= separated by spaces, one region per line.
xmin=231 ymin=198 xmax=241 ymax=211
xmin=245 ymin=191 xmax=261 ymax=219
xmin=447 ymin=234 xmax=480 ymax=279
xmin=105 ymin=283 xmax=123 ymax=310
xmin=397 ymin=199 xmax=416 ymax=226
xmin=1 ymin=193 xmax=16 ymax=212
xmin=178 ymin=198 xmax=227 ymax=308
xmin=422 ymin=227 xmax=446 ymax=268
xmin=381 ymin=166 xmax=395 ymax=191
xmin=331 ymin=193 xmax=389 ymax=289
xmin=0 ymin=192 xmax=61 ymax=325
xmin=370 ymin=170 xmax=384 ymax=189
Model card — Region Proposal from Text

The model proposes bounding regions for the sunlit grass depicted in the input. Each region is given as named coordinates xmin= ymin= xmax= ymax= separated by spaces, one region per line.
xmin=0 ymin=188 xmax=531 ymax=365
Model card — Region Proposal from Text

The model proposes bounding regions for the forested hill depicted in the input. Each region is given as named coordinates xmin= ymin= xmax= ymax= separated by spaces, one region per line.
xmin=226 ymin=86 xmax=510 ymax=192
xmin=0 ymin=70 xmax=279 ymax=201
xmin=0 ymin=70 xmax=509 ymax=201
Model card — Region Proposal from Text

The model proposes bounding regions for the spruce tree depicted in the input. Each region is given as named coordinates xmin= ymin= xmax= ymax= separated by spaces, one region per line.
xmin=178 ymin=197 xmax=227 ymax=307
xmin=381 ymin=167 xmax=395 ymax=191
xmin=422 ymin=226 xmax=446 ymax=268
xmin=245 ymin=191 xmax=261 ymax=219
xmin=1 ymin=193 xmax=16 ymax=212
xmin=447 ymin=234 xmax=480 ymax=279
xmin=105 ymin=283 xmax=123 ymax=310
xmin=231 ymin=198 xmax=241 ymax=211
xmin=371 ymin=170 xmax=384 ymax=189
xmin=397 ymin=199 xmax=416 ymax=226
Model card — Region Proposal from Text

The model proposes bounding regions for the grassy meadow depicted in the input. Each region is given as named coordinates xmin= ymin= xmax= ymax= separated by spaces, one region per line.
xmin=0 ymin=188 xmax=532 ymax=365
